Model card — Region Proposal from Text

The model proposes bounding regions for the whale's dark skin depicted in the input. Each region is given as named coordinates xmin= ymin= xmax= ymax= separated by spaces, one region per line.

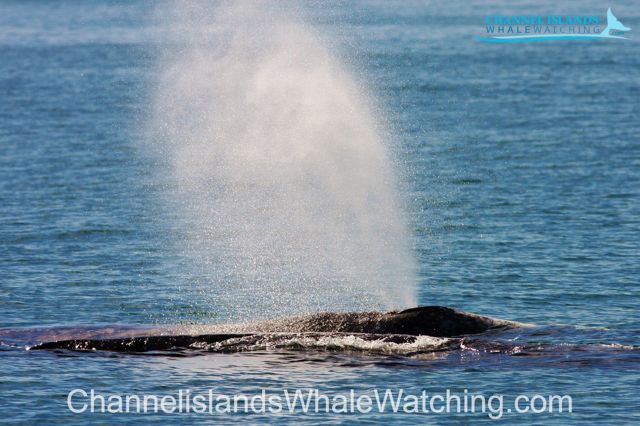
xmin=254 ymin=306 xmax=517 ymax=337
xmin=30 ymin=306 xmax=520 ymax=352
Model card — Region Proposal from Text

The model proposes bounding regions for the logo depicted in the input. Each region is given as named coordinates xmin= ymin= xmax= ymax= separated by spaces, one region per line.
xmin=478 ymin=8 xmax=630 ymax=43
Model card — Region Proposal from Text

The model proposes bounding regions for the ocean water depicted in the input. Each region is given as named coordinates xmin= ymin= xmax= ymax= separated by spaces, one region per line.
xmin=1 ymin=0 xmax=639 ymax=424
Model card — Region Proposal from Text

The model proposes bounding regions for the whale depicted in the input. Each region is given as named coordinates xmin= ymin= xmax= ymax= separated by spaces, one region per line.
xmin=5 ymin=308 xmax=635 ymax=365
xmin=601 ymin=8 xmax=631 ymax=36
xmin=28 ymin=306 xmax=521 ymax=352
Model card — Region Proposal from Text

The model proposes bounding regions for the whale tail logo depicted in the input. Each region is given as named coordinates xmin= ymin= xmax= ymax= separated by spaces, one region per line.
xmin=601 ymin=8 xmax=631 ymax=36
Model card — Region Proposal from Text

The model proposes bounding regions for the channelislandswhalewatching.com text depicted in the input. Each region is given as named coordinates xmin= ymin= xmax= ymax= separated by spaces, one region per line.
xmin=67 ymin=388 xmax=573 ymax=419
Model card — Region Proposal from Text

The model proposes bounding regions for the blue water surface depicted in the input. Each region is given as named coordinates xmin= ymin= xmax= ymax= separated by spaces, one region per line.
xmin=1 ymin=0 xmax=639 ymax=424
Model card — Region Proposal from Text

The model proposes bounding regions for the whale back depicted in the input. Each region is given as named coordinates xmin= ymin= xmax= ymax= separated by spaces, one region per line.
xmin=214 ymin=306 xmax=517 ymax=337
xmin=26 ymin=306 xmax=520 ymax=352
